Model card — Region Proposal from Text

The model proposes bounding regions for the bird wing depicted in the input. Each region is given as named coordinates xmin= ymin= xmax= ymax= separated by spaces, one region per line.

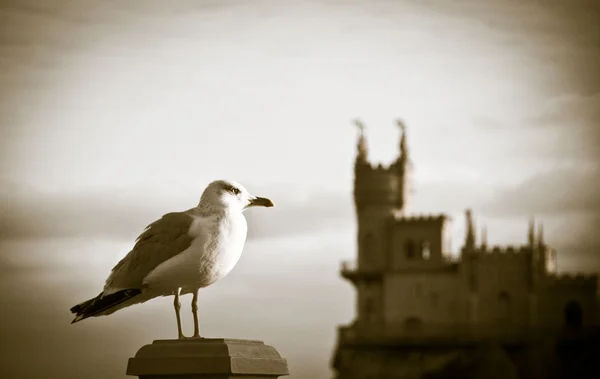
xmin=102 ymin=211 xmax=196 ymax=294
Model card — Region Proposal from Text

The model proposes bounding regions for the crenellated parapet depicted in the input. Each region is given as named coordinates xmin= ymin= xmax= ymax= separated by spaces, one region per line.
xmin=470 ymin=246 xmax=531 ymax=262
xmin=352 ymin=119 xmax=411 ymax=213
xmin=466 ymin=244 xmax=534 ymax=256
xmin=545 ymin=273 xmax=598 ymax=290
xmin=354 ymin=162 xmax=400 ymax=210
xmin=491 ymin=245 xmax=529 ymax=255
xmin=392 ymin=213 xmax=447 ymax=223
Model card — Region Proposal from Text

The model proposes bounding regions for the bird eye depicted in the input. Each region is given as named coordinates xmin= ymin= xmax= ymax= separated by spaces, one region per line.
xmin=230 ymin=187 xmax=240 ymax=195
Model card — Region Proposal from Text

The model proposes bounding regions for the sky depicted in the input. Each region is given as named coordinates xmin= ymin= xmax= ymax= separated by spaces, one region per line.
xmin=0 ymin=0 xmax=599 ymax=378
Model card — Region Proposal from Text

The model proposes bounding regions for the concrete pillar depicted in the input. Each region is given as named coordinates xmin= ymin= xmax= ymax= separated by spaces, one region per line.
xmin=126 ymin=338 xmax=289 ymax=379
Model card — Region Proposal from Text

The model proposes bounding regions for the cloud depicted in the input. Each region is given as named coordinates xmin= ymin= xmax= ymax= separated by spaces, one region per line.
xmin=480 ymin=165 xmax=600 ymax=271
xmin=530 ymin=93 xmax=600 ymax=130
xmin=0 ymin=180 xmax=355 ymax=242
xmin=0 ymin=176 xmax=497 ymax=243
xmin=482 ymin=166 xmax=600 ymax=217
xmin=488 ymin=93 xmax=600 ymax=162
xmin=246 ymin=190 xmax=354 ymax=239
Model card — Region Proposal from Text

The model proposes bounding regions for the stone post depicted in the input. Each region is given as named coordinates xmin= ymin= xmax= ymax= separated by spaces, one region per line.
xmin=126 ymin=338 xmax=289 ymax=379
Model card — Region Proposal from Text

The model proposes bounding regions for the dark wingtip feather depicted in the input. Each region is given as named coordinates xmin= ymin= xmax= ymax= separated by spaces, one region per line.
xmin=70 ymin=292 xmax=103 ymax=314
xmin=69 ymin=289 xmax=142 ymax=324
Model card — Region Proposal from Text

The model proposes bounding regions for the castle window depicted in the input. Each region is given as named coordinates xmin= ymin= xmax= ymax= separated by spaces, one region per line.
xmin=564 ymin=300 xmax=583 ymax=329
xmin=421 ymin=240 xmax=431 ymax=260
xmin=498 ymin=291 xmax=510 ymax=322
xmin=405 ymin=239 xmax=416 ymax=259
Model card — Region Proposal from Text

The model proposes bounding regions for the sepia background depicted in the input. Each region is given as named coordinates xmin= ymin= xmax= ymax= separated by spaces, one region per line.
xmin=0 ymin=0 xmax=599 ymax=378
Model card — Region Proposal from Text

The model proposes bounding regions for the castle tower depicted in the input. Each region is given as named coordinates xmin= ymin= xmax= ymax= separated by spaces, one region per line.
xmin=348 ymin=119 xmax=414 ymax=326
xmin=353 ymin=119 xmax=411 ymax=270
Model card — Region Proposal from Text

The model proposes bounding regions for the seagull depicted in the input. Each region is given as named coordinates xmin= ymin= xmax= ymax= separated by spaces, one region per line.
xmin=69 ymin=179 xmax=274 ymax=339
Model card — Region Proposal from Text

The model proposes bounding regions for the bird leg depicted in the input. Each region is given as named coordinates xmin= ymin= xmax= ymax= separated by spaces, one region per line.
xmin=174 ymin=288 xmax=186 ymax=340
xmin=191 ymin=289 xmax=201 ymax=339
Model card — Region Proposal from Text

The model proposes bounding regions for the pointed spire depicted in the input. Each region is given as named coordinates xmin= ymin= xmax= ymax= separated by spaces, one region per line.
xmin=396 ymin=118 xmax=408 ymax=162
xmin=537 ymin=222 xmax=545 ymax=247
xmin=481 ymin=224 xmax=488 ymax=249
xmin=394 ymin=118 xmax=411 ymax=213
xmin=528 ymin=217 xmax=535 ymax=246
xmin=353 ymin=119 xmax=368 ymax=163
xmin=465 ymin=209 xmax=476 ymax=250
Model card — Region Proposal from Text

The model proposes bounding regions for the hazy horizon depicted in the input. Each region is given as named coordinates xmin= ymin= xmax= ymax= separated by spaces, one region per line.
xmin=1 ymin=0 xmax=599 ymax=378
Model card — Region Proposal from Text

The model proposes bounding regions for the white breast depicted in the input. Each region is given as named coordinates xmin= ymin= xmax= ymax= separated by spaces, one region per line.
xmin=185 ymin=212 xmax=247 ymax=288
xmin=202 ymin=212 xmax=248 ymax=283
xmin=143 ymin=212 xmax=248 ymax=293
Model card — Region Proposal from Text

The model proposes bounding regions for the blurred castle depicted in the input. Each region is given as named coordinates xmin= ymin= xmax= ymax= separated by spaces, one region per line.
xmin=332 ymin=120 xmax=599 ymax=379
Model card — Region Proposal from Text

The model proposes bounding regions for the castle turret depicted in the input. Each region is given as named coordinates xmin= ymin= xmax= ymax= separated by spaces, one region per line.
xmin=354 ymin=119 xmax=368 ymax=165
xmin=528 ymin=217 xmax=536 ymax=247
xmin=481 ymin=224 xmax=488 ymax=250
xmin=392 ymin=119 xmax=412 ymax=214
xmin=464 ymin=209 xmax=476 ymax=252
xmin=353 ymin=120 xmax=401 ymax=215
xmin=537 ymin=223 xmax=545 ymax=249
xmin=353 ymin=120 xmax=402 ymax=269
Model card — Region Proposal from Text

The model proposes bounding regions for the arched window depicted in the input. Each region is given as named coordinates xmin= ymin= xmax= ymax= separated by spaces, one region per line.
xmin=405 ymin=239 xmax=416 ymax=259
xmin=421 ymin=240 xmax=431 ymax=260
xmin=498 ymin=291 xmax=510 ymax=321
xmin=564 ymin=300 xmax=583 ymax=329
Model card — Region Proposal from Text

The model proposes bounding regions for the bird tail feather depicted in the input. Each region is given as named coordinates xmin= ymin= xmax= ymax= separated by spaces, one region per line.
xmin=70 ymin=289 xmax=143 ymax=324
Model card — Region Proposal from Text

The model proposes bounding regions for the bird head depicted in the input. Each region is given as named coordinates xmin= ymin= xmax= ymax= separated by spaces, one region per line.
xmin=200 ymin=179 xmax=275 ymax=213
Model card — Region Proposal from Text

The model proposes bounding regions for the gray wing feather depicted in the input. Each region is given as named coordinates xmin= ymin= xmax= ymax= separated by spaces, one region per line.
xmin=103 ymin=211 xmax=195 ymax=293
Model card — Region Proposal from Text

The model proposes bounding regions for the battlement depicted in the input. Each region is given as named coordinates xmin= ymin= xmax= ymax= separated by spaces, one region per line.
xmin=356 ymin=161 xmax=394 ymax=171
xmin=488 ymin=245 xmax=529 ymax=255
xmin=465 ymin=244 xmax=533 ymax=256
xmin=354 ymin=160 xmax=402 ymax=209
xmin=392 ymin=213 xmax=447 ymax=223
xmin=355 ymin=160 xmax=397 ymax=179
xmin=546 ymin=273 xmax=598 ymax=289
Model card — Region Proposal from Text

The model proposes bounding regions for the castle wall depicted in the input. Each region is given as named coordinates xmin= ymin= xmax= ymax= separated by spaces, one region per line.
xmin=357 ymin=208 xmax=393 ymax=269
xmin=354 ymin=163 xmax=400 ymax=271
xmin=389 ymin=218 xmax=446 ymax=269
xmin=473 ymin=250 xmax=532 ymax=325
xmin=383 ymin=272 xmax=462 ymax=325
xmin=358 ymin=280 xmax=385 ymax=323
xmin=536 ymin=274 xmax=598 ymax=327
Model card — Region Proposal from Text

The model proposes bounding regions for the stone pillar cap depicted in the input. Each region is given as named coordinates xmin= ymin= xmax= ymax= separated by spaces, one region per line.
xmin=126 ymin=338 xmax=289 ymax=378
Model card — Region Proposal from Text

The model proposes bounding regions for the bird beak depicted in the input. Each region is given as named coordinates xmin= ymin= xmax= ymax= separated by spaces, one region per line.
xmin=248 ymin=196 xmax=275 ymax=208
